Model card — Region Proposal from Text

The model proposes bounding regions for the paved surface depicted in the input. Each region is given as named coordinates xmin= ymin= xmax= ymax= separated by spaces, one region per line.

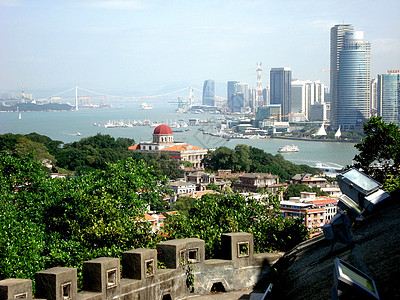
xmin=182 ymin=289 xmax=252 ymax=299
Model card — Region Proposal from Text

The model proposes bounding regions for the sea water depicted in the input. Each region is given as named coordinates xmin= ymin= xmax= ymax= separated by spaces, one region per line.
xmin=0 ymin=100 xmax=358 ymax=168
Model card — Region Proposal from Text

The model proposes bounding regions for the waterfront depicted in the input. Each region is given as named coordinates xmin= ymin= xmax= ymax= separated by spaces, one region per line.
xmin=0 ymin=100 xmax=358 ymax=168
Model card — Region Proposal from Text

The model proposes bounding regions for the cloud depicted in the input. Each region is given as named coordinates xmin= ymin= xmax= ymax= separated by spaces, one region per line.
xmin=83 ymin=0 xmax=149 ymax=10
xmin=0 ymin=0 xmax=21 ymax=7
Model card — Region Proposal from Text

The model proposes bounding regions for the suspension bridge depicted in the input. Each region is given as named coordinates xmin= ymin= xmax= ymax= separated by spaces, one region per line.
xmin=42 ymin=85 xmax=226 ymax=110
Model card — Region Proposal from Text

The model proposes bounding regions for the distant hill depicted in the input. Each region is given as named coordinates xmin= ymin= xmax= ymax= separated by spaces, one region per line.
xmin=0 ymin=102 xmax=74 ymax=112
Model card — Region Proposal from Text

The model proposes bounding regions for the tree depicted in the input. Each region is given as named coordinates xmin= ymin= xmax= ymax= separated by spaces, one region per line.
xmin=353 ymin=116 xmax=400 ymax=183
xmin=164 ymin=193 xmax=308 ymax=258
xmin=202 ymin=145 xmax=316 ymax=181
xmin=0 ymin=152 xmax=168 ymax=284
xmin=14 ymin=137 xmax=57 ymax=168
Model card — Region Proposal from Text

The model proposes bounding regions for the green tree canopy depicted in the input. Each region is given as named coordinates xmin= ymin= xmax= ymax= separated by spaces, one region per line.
xmin=0 ymin=152 xmax=167 ymax=285
xmin=353 ymin=116 xmax=400 ymax=183
xmin=164 ymin=193 xmax=308 ymax=258
xmin=203 ymin=144 xmax=316 ymax=181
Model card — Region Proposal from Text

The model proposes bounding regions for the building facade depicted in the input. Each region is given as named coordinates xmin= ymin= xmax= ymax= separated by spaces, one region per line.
xmin=202 ymin=79 xmax=215 ymax=106
xmin=128 ymin=124 xmax=208 ymax=169
xmin=377 ymin=70 xmax=400 ymax=125
xmin=270 ymin=67 xmax=292 ymax=121
xmin=337 ymin=31 xmax=371 ymax=130
xmin=227 ymin=80 xmax=239 ymax=112
xmin=330 ymin=24 xmax=354 ymax=129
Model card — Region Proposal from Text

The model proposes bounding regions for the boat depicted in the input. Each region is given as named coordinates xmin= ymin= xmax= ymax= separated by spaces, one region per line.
xmin=18 ymin=112 xmax=22 ymax=120
xmin=278 ymin=145 xmax=299 ymax=153
xmin=77 ymin=132 xmax=81 ymax=136
xmin=140 ymin=102 xmax=154 ymax=110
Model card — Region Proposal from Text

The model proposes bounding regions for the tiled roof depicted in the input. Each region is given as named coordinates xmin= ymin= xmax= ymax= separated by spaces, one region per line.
xmin=128 ymin=144 xmax=140 ymax=150
xmin=161 ymin=144 xmax=204 ymax=151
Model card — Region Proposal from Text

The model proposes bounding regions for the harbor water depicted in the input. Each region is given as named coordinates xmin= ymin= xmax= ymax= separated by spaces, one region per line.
xmin=0 ymin=100 xmax=358 ymax=168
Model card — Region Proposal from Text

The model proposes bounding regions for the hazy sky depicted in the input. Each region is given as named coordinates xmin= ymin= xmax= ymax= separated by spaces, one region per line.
xmin=1 ymin=0 xmax=399 ymax=97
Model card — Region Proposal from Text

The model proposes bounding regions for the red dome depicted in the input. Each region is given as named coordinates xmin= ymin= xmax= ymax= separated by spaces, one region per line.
xmin=153 ymin=124 xmax=173 ymax=135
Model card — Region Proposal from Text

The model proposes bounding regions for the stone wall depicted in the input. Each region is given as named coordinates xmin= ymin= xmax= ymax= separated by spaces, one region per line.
xmin=0 ymin=232 xmax=282 ymax=300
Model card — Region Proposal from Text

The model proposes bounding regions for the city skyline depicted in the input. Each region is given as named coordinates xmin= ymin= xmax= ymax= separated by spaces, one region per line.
xmin=0 ymin=0 xmax=399 ymax=97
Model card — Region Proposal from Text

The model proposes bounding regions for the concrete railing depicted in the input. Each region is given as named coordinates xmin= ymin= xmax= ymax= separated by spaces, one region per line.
xmin=0 ymin=232 xmax=282 ymax=300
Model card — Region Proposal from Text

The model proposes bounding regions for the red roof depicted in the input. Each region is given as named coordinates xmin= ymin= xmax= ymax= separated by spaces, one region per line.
xmin=153 ymin=124 xmax=173 ymax=135
xmin=161 ymin=144 xmax=204 ymax=151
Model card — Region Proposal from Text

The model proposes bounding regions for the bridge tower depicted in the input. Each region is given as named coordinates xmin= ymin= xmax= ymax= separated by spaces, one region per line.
xmin=256 ymin=62 xmax=263 ymax=108
xmin=75 ymin=86 xmax=78 ymax=111
xmin=189 ymin=85 xmax=195 ymax=106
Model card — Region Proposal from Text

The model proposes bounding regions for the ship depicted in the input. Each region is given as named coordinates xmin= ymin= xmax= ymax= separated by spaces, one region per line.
xmin=278 ymin=145 xmax=300 ymax=153
xmin=139 ymin=102 xmax=154 ymax=110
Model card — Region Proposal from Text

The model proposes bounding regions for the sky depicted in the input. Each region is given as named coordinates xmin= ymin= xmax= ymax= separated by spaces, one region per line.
xmin=0 ymin=0 xmax=399 ymax=98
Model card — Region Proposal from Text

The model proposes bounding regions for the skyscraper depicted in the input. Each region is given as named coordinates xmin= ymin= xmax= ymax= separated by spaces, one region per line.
xmin=337 ymin=31 xmax=371 ymax=130
xmin=377 ymin=70 xmax=400 ymax=125
xmin=270 ymin=67 xmax=292 ymax=121
xmin=330 ymin=24 xmax=354 ymax=128
xmin=231 ymin=82 xmax=249 ymax=113
xmin=227 ymin=80 xmax=239 ymax=112
xmin=202 ymin=79 xmax=215 ymax=106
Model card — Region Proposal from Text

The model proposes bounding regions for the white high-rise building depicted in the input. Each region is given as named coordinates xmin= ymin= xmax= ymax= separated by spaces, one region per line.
xmin=337 ymin=30 xmax=371 ymax=130
xmin=291 ymin=80 xmax=326 ymax=120
xmin=330 ymin=24 xmax=354 ymax=128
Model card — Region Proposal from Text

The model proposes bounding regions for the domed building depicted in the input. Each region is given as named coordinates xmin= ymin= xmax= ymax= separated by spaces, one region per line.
xmin=128 ymin=124 xmax=207 ymax=169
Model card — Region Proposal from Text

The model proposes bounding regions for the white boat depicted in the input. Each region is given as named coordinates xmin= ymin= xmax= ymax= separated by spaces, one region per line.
xmin=278 ymin=145 xmax=299 ymax=153
xmin=140 ymin=102 xmax=154 ymax=110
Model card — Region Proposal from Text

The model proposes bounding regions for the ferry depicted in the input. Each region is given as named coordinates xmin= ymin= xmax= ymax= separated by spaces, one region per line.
xmin=278 ymin=145 xmax=300 ymax=153
xmin=139 ymin=102 xmax=154 ymax=110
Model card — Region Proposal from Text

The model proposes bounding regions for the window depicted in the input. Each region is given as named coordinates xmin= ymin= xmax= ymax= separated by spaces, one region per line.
xmin=61 ymin=282 xmax=72 ymax=300
xmin=188 ymin=248 xmax=199 ymax=264
xmin=237 ymin=242 xmax=250 ymax=258
xmin=14 ymin=293 xmax=27 ymax=299
xmin=145 ymin=259 xmax=154 ymax=277
xmin=107 ymin=268 xmax=117 ymax=288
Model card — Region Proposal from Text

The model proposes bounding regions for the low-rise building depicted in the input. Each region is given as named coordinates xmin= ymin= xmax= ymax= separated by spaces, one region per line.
xmin=291 ymin=173 xmax=329 ymax=186
xmin=167 ymin=181 xmax=197 ymax=203
xmin=129 ymin=124 xmax=208 ymax=169
xmin=232 ymin=173 xmax=281 ymax=193
xmin=280 ymin=193 xmax=338 ymax=234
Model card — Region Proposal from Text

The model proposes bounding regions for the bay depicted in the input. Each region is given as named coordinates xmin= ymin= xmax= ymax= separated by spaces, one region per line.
xmin=0 ymin=100 xmax=358 ymax=168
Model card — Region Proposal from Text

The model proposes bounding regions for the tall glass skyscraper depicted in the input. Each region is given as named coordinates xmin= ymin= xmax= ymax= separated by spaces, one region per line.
xmin=270 ymin=67 xmax=292 ymax=121
xmin=377 ymin=71 xmax=400 ymax=125
xmin=330 ymin=24 xmax=354 ymax=128
xmin=337 ymin=31 xmax=371 ymax=130
xmin=227 ymin=80 xmax=239 ymax=112
xmin=202 ymin=79 xmax=215 ymax=106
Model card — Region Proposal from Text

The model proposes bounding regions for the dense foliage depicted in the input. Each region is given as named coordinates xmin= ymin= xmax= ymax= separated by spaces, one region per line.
xmin=202 ymin=144 xmax=316 ymax=181
xmin=0 ymin=133 xmax=183 ymax=179
xmin=0 ymin=152 xmax=167 ymax=284
xmin=353 ymin=116 xmax=400 ymax=190
xmin=164 ymin=192 xmax=309 ymax=258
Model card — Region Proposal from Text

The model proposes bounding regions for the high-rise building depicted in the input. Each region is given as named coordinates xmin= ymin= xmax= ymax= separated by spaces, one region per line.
xmin=202 ymin=79 xmax=215 ymax=106
xmin=262 ymin=86 xmax=270 ymax=106
xmin=231 ymin=82 xmax=249 ymax=113
xmin=330 ymin=24 xmax=354 ymax=128
xmin=337 ymin=31 xmax=371 ymax=130
xmin=270 ymin=67 xmax=292 ymax=121
xmin=291 ymin=80 xmax=326 ymax=120
xmin=227 ymin=80 xmax=239 ymax=112
xmin=291 ymin=80 xmax=307 ymax=117
xmin=370 ymin=78 xmax=378 ymax=116
xmin=377 ymin=70 xmax=400 ymax=126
